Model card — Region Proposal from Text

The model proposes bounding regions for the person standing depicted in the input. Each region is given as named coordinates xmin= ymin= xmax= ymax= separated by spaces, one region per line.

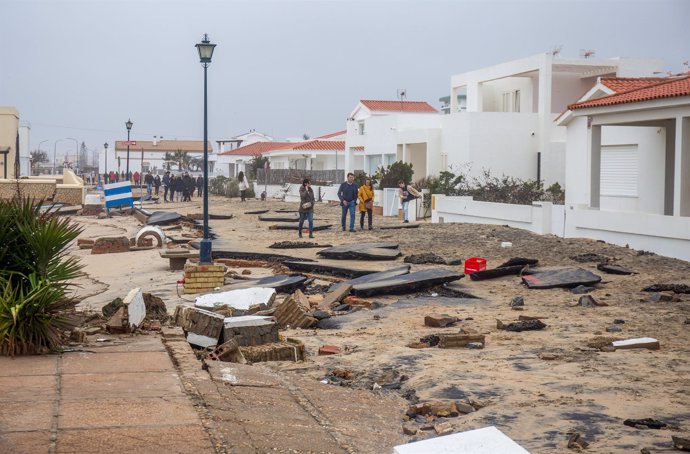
xmin=398 ymin=180 xmax=421 ymax=223
xmin=196 ymin=175 xmax=203 ymax=197
xmin=144 ymin=171 xmax=154 ymax=196
xmin=338 ymin=172 xmax=359 ymax=232
xmin=238 ymin=171 xmax=249 ymax=202
xmin=169 ymin=174 xmax=176 ymax=202
xmin=182 ymin=172 xmax=193 ymax=202
xmin=162 ymin=171 xmax=171 ymax=202
xmin=153 ymin=174 xmax=161 ymax=196
xmin=174 ymin=174 xmax=184 ymax=201
xmin=357 ymin=178 xmax=374 ymax=230
xmin=298 ymin=178 xmax=315 ymax=238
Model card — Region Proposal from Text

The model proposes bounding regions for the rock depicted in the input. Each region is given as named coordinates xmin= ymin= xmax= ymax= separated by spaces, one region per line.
xmin=143 ymin=293 xmax=169 ymax=321
xmin=672 ymin=436 xmax=690 ymax=451
xmin=567 ymin=432 xmax=589 ymax=450
xmin=419 ymin=334 xmax=440 ymax=347
xmin=578 ymin=295 xmax=608 ymax=307
xmin=643 ymin=283 xmax=690 ymax=294
xmin=434 ymin=421 xmax=453 ymax=435
xmin=102 ymin=297 xmax=124 ymax=319
xmin=497 ymin=319 xmax=546 ymax=332
xmin=538 ymin=352 xmax=559 ymax=360
xmin=509 ymin=296 xmax=524 ymax=307
xmin=613 ymin=337 xmax=660 ymax=351
xmin=613 ymin=319 xmax=625 ymax=324
xmin=606 ymin=325 xmax=622 ymax=333
xmin=596 ymin=263 xmax=636 ymax=275
xmin=424 ymin=314 xmax=459 ymax=328
xmin=649 ymin=292 xmax=674 ymax=302
xmin=571 ymin=285 xmax=595 ymax=294
xmin=623 ymin=418 xmax=667 ymax=429
xmin=407 ymin=342 xmax=430 ymax=349
xmin=454 ymin=401 xmax=476 ymax=414
xmin=403 ymin=424 xmax=418 ymax=436
xmin=312 ymin=310 xmax=331 ymax=320
xmin=333 ymin=303 xmax=351 ymax=312
xmin=241 ymin=269 xmax=251 ymax=275
xmin=570 ymin=253 xmax=609 ymax=263
xmin=466 ymin=342 xmax=484 ymax=349
xmin=318 ymin=345 xmax=341 ymax=355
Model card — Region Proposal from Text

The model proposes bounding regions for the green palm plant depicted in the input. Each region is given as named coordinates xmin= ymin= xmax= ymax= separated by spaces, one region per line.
xmin=0 ymin=199 xmax=84 ymax=356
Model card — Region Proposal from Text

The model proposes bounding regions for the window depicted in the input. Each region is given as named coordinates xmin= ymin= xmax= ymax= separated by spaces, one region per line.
xmin=601 ymin=145 xmax=638 ymax=197
xmin=501 ymin=90 xmax=521 ymax=112
xmin=358 ymin=122 xmax=366 ymax=135
xmin=513 ymin=90 xmax=520 ymax=112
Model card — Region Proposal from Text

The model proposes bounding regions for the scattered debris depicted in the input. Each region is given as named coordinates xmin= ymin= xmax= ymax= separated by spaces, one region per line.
xmin=174 ymin=305 xmax=225 ymax=347
xmin=146 ymin=211 xmax=183 ymax=225
xmin=497 ymin=319 xmax=546 ymax=332
xmin=318 ymin=284 xmax=353 ymax=310
xmin=643 ymin=282 xmax=690 ymax=294
xmin=239 ymin=338 xmax=305 ymax=362
xmin=571 ymin=285 xmax=595 ymax=294
xmin=283 ymin=260 xmax=378 ymax=279
xmin=596 ymin=263 xmax=636 ymax=275
xmin=510 ymin=296 xmax=524 ymax=307
xmin=649 ymin=292 xmax=676 ymax=302
xmin=244 ymin=209 xmax=269 ymax=215
xmin=469 ymin=264 xmax=529 ymax=281
xmin=613 ymin=337 xmax=660 ymax=351
xmin=404 ymin=253 xmax=462 ymax=266
xmin=195 ymin=287 xmax=276 ymax=312
xmin=623 ymin=418 xmax=667 ymax=429
xmin=207 ymin=338 xmax=247 ymax=363
xmin=498 ymin=257 xmax=539 ymax=268
xmin=522 ymin=267 xmax=601 ymax=289
xmin=577 ymin=295 xmax=608 ymax=307
xmin=273 ymin=290 xmax=318 ymax=329
xmin=613 ymin=319 xmax=625 ymax=324
xmin=318 ymin=243 xmax=401 ymax=261
xmin=672 ymin=436 xmax=690 ymax=451
xmin=586 ymin=336 xmax=618 ymax=351
xmin=135 ymin=225 xmax=166 ymax=248
xmin=102 ymin=297 xmax=123 ymax=319
xmin=606 ymin=325 xmax=622 ymax=333
xmin=269 ymin=241 xmax=332 ymax=249
xmin=567 ymin=432 xmax=590 ymax=450
xmin=570 ymin=253 xmax=610 ymax=263
xmin=224 ymin=274 xmax=308 ymax=293
xmin=352 ymin=269 xmax=463 ymax=297
xmin=318 ymin=345 xmax=341 ymax=355
xmin=259 ymin=213 xmax=301 ymax=222
xmin=143 ymin=293 xmax=169 ymax=322
xmin=92 ymin=236 xmax=130 ymax=254
xmin=466 ymin=342 xmax=484 ymax=349
xmin=223 ymin=315 xmax=279 ymax=346
xmin=344 ymin=265 xmax=412 ymax=286
xmin=393 ymin=426 xmax=529 ymax=454
xmin=437 ymin=333 xmax=485 ymax=348
xmin=424 ymin=314 xmax=459 ymax=328
xmin=434 ymin=421 xmax=453 ymax=435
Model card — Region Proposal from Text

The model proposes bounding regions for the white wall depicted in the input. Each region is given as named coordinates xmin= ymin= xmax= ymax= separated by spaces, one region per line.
xmin=18 ymin=125 xmax=30 ymax=176
xmin=480 ymin=77 xmax=534 ymax=113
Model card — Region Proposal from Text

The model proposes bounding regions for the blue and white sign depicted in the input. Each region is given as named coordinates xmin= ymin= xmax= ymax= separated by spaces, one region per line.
xmin=104 ymin=181 xmax=134 ymax=212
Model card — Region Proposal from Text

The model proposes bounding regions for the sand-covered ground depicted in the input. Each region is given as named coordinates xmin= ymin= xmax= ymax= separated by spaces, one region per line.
xmin=69 ymin=194 xmax=690 ymax=453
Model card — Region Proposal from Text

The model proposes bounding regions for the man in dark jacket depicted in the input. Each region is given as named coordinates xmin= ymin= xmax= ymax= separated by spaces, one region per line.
xmin=182 ymin=172 xmax=194 ymax=202
xmin=162 ymin=171 xmax=171 ymax=202
xmin=144 ymin=171 xmax=154 ymax=195
xmin=337 ymin=172 xmax=358 ymax=232
xmin=196 ymin=176 xmax=203 ymax=197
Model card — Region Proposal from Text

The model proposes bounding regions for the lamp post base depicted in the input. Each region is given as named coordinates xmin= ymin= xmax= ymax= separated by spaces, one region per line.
xmin=199 ymin=239 xmax=213 ymax=264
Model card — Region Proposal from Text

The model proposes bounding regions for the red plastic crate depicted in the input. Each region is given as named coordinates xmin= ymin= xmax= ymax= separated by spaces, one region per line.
xmin=464 ymin=257 xmax=487 ymax=274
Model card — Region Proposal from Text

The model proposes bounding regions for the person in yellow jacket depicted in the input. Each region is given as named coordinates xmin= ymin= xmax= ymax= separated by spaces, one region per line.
xmin=357 ymin=178 xmax=375 ymax=230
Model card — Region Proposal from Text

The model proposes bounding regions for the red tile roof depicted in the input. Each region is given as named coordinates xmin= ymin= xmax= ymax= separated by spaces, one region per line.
xmin=315 ymin=130 xmax=346 ymax=139
xmin=291 ymin=140 xmax=345 ymax=151
xmin=569 ymin=76 xmax=690 ymax=110
xmin=218 ymin=141 xmax=294 ymax=156
xmin=600 ymin=77 xmax=669 ymax=93
xmin=352 ymin=146 xmax=364 ymax=151
xmin=360 ymin=100 xmax=438 ymax=113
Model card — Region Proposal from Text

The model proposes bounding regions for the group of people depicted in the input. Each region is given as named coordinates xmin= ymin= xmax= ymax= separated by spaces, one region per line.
xmin=297 ymin=173 xmax=421 ymax=238
xmin=161 ymin=171 xmax=204 ymax=202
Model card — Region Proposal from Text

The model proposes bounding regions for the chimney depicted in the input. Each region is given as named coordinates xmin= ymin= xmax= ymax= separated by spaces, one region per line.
xmin=153 ymin=136 xmax=158 ymax=146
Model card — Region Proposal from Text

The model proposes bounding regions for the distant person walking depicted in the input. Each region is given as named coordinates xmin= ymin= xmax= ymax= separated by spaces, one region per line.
xmin=338 ymin=172 xmax=359 ymax=232
xmin=196 ymin=175 xmax=204 ymax=197
xmin=298 ymin=178 xmax=315 ymax=238
xmin=357 ymin=178 xmax=374 ymax=230
xmin=153 ymin=174 xmax=161 ymax=196
xmin=398 ymin=180 xmax=421 ymax=223
xmin=238 ymin=171 xmax=249 ymax=202
xmin=162 ymin=171 xmax=171 ymax=202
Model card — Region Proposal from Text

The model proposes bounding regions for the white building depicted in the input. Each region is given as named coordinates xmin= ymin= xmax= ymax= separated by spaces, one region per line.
xmin=105 ymin=139 xmax=213 ymax=176
xmin=346 ymin=54 xmax=664 ymax=186
xmin=215 ymin=141 xmax=294 ymax=178
xmin=216 ymin=130 xmax=274 ymax=154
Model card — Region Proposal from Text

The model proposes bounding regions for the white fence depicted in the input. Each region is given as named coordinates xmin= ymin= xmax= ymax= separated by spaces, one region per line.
xmin=431 ymin=194 xmax=690 ymax=262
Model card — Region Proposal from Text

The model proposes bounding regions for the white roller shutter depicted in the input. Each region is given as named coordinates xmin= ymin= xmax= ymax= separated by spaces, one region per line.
xmin=601 ymin=145 xmax=638 ymax=197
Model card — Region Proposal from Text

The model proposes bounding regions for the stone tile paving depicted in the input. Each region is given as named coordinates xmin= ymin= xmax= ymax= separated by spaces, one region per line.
xmin=0 ymin=336 xmax=215 ymax=454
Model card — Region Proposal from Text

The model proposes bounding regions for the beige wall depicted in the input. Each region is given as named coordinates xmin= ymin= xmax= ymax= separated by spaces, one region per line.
xmin=0 ymin=107 xmax=20 ymax=179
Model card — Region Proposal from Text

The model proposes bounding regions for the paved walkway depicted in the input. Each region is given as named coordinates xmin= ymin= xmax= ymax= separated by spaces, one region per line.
xmin=0 ymin=335 xmax=214 ymax=454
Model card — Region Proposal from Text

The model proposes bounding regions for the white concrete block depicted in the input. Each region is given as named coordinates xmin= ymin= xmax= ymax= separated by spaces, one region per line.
xmin=393 ymin=426 xmax=530 ymax=454
xmin=187 ymin=332 xmax=219 ymax=348
xmin=223 ymin=315 xmax=274 ymax=328
xmin=195 ymin=287 xmax=276 ymax=311
xmin=613 ymin=337 xmax=660 ymax=350
xmin=123 ymin=287 xmax=146 ymax=329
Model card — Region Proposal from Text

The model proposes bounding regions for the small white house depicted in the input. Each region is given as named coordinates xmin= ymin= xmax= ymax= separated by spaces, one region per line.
xmin=215 ymin=141 xmax=294 ymax=178
xmin=559 ymin=75 xmax=690 ymax=260
xmin=106 ymin=139 xmax=212 ymax=176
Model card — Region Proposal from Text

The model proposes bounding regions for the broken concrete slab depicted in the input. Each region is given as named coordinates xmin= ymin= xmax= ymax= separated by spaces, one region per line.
xmin=209 ymin=213 xmax=233 ymax=220
xmin=643 ymin=282 xmax=690 ymax=294
xmin=92 ymin=236 xmax=131 ymax=254
xmin=596 ymin=263 xmax=636 ymax=275
xmin=122 ymin=288 xmax=146 ymax=330
xmin=343 ymin=265 xmax=412 ymax=286
xmin=571 ymin=285 xmax=595 ymax=294
xmin=497 ymin=319 xmax=546 ymax=332
xmin=207 ymin=338 xmax=247 ymax=363
xmin=135 ymin=225 xmax=166 ymax=248
xmin=173 ymin=305 xmax=225 ymax=342
xmin=437 ymin=333 xmax=485 ymax=348
xmin=672 ymin=436 xmax=690 ymax=451
xmin=239 ymin=338 xmax=305 ymax=363
xmin=187 ymin=332 xmax=219 ymax=348
xmin=259 ymin=213 xmax=301 ymax=222
xmin=273 ymin=290 xmax=318 ymax=329
xmin=469 ymin=264 xmax=529 ymax=281
xmin=317 ymin=243 xmax=401 ymax=261
xmin=404 ymin=253 xmax=462 ymax=265
xmin=146 ymin=211 xmax=183 ymax=225
xmin=269 ymin=223 xmax=333 ymax=231
xmin=283 ymin=260 xmax=379 ymax=278
xmin=190 ymin=239 xmax=315 ymax=263
xmin=393 ymin=426 xmax=529 ymax=454
xmin=224 ymin=275 xmax=308 ymax=293
xmin=269 ymin=241 xmax=332 ymax=249
xmin=522 ymin=267 xmax=601 ymax=289
xmin=352 ymin=269 xmax=463 ymax=297
xmin=613 ymin=337 xmax=660 ymax=350
xmin=195 ymin=288 xmax=277 ymax=311
xmin=380 ymin=224 xmax=420 ymax=230
xmin=318 ymin=284 xmax=352 ymax=310
xmin=497 ymin=257 xmax=539 ymax=268
xmin=424 ymin=314 xmax=459 ymax=328
xmin=244 ymin=209 xmax=269 ymax=215
xmin=223 ymin=315 xmax=279 ymax=346
xmin=318 ymin=345 xmax=341 ymax=355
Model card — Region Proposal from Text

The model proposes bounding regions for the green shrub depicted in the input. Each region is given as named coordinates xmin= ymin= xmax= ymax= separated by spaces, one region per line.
xmin=0 ymin=199 xmax=84 ymax=356
xmin=375 ymin=161 xmax=414 ymax=189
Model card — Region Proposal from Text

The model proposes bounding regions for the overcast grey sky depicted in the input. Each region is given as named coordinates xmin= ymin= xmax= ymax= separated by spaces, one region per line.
xmin=1 ymin=0 xmax=689 ymax=157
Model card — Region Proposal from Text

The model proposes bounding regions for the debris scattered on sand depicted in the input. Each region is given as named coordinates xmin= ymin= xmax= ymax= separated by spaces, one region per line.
xmin=497 ymin=319 xmax=546 ymax=332
xmin=623 ymin=418 xmax=667 ymax=429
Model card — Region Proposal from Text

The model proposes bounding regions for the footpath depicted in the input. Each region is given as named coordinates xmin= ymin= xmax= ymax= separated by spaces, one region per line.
xmin=0 ymin=331 xmax=406 ymax=454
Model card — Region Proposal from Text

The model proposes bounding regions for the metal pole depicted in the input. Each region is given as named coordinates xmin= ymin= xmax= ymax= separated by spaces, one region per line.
xmin=126 ymin=129 xmax=131 ymax=177
xmin=200 ymin=62 xmax=212 ymax=263
xmin=104 ymin=143 xmax=108 ymax=180
xmin=140 ymin=147 xmax=144 ymax=207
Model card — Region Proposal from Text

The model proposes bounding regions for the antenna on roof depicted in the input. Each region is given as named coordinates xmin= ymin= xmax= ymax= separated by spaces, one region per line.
xmin=397 ymin=89 xmax=407 ymax=111
xmin=550 ymin=45 xmax=563 ymax=57
xmin=580 ymin=49 xmax=596 ymax=59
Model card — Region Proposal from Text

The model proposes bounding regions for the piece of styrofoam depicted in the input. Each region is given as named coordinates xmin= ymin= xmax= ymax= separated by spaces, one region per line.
xmin=612 ymin=337 xmax=659 ymax=349
xmin=186 ymin=332 xmax=218 ymax=348
xmin=393 ymin=426 xmax=530 ymax=454
xmin=223 ymin=315 xmax=274 ymax=328
xmin=195 ymin=287 xmax=276 ymax=311
xmin=123 ymin=287 xmax=146 ymax=329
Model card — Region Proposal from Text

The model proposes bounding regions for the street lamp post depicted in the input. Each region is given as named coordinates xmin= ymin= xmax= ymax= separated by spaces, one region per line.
xmin=195 ymin=33 xmax=217 ymax=264
xmin=104 ymin=142 xmax=109 ymax=182
xmin=125 ymin=119 xmax=133 ymax=178
xmin=36 ymin=140 xmax=48 ymax=175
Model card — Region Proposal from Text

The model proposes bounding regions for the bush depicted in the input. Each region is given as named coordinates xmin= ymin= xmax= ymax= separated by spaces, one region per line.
xmin=208 ymin=176 xmax=255 ymax=199
xmin=375 ymin=161 xmax=414 ymax=189
xmin=0 ymin=199 xmax=84 ymax=356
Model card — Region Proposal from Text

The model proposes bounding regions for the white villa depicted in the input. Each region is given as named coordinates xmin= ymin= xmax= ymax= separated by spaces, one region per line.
xmin=107 ymin=139 xmax=212 ymax=176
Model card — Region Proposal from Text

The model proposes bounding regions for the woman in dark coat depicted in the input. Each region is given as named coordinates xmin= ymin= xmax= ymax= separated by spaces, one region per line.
xmin=298 ymin=178 xmax=315 ymax=238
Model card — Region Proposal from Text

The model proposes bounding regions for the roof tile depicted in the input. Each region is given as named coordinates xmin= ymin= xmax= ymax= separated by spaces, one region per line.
xmin=570 ymin=76 xmax=690 ymax=110
xmin=360 ymin=100 xmax=437 ymax=113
